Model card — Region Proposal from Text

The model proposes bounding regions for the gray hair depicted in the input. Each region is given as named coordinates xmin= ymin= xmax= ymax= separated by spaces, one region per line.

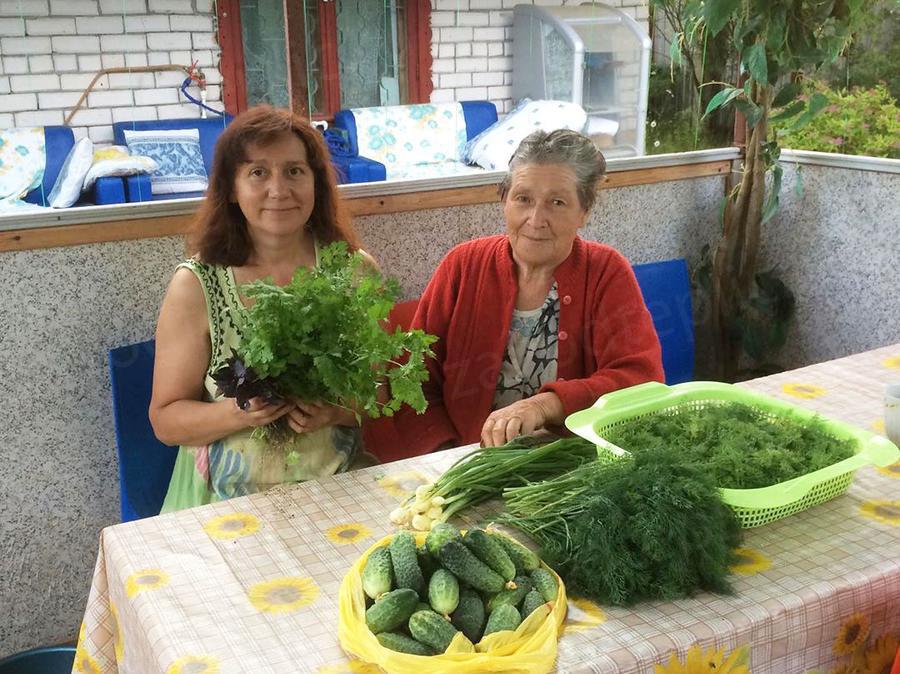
xmin=498 ymin=129 xmax=607 ymax=211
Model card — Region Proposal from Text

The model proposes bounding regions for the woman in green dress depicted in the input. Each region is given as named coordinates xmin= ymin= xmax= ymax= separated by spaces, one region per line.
xmin=150 ymin=106 xmax=373 ymax=512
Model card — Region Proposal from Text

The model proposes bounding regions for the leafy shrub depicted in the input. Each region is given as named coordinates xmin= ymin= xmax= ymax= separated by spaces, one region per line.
xmin=775 ymin=82 xmax=900 ymax=158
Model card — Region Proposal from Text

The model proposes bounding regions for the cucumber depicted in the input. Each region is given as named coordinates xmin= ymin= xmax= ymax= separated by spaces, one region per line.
xmin=389 ymin=530 xmax=425 ymax=598
xmin=450 ymin=588 xmax=486 ymax=643
xmin=415 ymin=601 xmax=433 ymax=613
xmin=530 ymin=568 xmax=558 ymax=602
xmin=365 ymin=588 xmax=419 ymax=634
xmin=463 ymin=529 xmax=516 ymax=583
xmin=486 ymin=575 xmax=531 ymax=613
xmin=425 ymin=522 xmax=461 ymax=556
xmin=483 ymin=604 xmax=521 ymax=637
xmin=436 ymin=540 xmax=505 ymax=594
xmin=376 ymin=631 xmax=435 ymax=656
xmin=409 ymin=610 xmax=459 ymax=653
xmin=361 ymin=546 xmax=393 ymax=600
xmin=417 ymin=545 xmax=438 ymax=579
xmin=427 ymin=569 xmax=460 ymax=617
xmin=492 ymin=533 xmax=540 ymax=574
xmin=521 ymin=588 xmax=546 ymax=618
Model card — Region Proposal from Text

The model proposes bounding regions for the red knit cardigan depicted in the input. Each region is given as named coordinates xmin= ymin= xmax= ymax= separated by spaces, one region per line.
xmin=396 ymin=235 xmax=664 ymax=455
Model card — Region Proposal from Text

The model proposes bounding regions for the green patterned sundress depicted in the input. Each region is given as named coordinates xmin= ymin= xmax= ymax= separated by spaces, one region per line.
xmin=160 ymin=257 xmax=362 ymax=513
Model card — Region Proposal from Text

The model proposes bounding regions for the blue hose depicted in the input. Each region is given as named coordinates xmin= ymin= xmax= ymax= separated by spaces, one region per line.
xmin=180 ymin=77 xmax=226 ymax=116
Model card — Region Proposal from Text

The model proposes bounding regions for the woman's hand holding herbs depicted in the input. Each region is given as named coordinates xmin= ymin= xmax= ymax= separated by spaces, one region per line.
xmin=234 ymin=397 xmax=292 ymax=428
xmin=286 ymin=399 xmax=358 ymax=434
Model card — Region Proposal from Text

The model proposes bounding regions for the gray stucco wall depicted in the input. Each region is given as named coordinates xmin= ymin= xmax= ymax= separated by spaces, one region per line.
xmin=1 ymin=166 xmax=897 ymax=657
xmin=761 ymin=162 xmax=900 ymax=368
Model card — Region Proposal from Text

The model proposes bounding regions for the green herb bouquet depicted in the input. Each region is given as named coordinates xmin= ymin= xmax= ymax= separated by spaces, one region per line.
xmin=212 ymin=242 xmax=436 ymax=444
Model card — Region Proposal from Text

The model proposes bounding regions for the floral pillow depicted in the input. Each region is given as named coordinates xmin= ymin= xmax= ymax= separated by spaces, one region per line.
xmin=464 ymin=99 xmax=589 ymax=171
xmin=123 ymin=128 xmax=207 ymax=195
xmin=350 ymin=103 xmax=468 ymax=179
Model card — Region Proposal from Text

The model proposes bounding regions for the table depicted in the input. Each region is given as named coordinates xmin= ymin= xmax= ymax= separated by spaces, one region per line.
xmin=74 ymin=344 xmax=900 ymax=674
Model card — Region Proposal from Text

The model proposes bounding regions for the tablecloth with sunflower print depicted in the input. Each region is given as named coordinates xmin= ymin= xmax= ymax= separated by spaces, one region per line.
xmin=74 ymin=344 xmax=900 ymax=674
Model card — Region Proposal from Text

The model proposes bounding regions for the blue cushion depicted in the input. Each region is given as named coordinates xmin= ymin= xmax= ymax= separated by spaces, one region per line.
xmin=23 ymin=126 xmax=74 ymax=206
xmin=93 ymin=175 xmax=127 ymax=205
xmin=332 ymin=155 xmax=387 ymax=184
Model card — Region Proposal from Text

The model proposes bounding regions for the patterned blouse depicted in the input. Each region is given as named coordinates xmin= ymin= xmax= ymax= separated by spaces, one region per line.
xmin=160 ymin=254 xmax=361 ymax=513
xmin=493 ymin=282 xmax=560 ymax=409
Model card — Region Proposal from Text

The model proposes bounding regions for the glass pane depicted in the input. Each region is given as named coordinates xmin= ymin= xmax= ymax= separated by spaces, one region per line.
xmin=335 ymin=0 xmax=403 ymax=108
xmin=239 ymin=0 xmax=289 ymax=108
xmin=543 ymin=25 xmax=573 ymax=102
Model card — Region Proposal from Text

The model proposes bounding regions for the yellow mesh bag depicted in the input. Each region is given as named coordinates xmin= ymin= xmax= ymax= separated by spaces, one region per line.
xmin=338 ymin=532 xmax=567 ymax=674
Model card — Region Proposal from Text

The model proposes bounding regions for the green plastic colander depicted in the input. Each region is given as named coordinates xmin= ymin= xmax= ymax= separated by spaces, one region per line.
xmin=565 ymin=381 xmax=900 ymax=528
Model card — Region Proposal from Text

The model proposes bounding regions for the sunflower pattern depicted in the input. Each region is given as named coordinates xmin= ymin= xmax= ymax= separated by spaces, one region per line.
xmin=325 ymin=523 xmax=372 ymax=545
xmin=654 ymin=643 xmax=750 ymax=674
xmin=781 ymin=383 xmax=828 ymax=399
xmin=74 ymin=620 xmax=101 ymax=674
xmin=73 ymin=648 xmax=102 ymax=674
xmin=833 ymin=613 xmax=870 ymax=656
xmin=875 ymin=461 xmax=900 ymax=478
xmin=730 ymin=547 xmax=772 ymax=575
xmin=316 ymin=661 xmax=382 ymax=674
xmin=125 ymin=568 xmax=171 ymax=599
xmin=248 ymin=576 xmax=320 ymax=613
xmin=203 ymin=512 xmax=261 ymax=540
xmin=859 ymin=500 xmax=900 ymax=526
xmin=564 ymin=597 xmax=607 ymax=633
xmin=166 ymin=654 xmax=221 ymax=674
xmin=881 ymin=356 xmax=900 ymax=370
xmin=377 ymin=470 xmax=431 ymax=500
xmin=863 ymin=633 xmax=899 ymax=674
xmin=110 ymin=600 xmax=124 ymax=662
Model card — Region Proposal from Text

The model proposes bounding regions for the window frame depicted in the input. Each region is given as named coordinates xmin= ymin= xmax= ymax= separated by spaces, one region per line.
xmin=216 ymin=0 xmax=433 ymax=119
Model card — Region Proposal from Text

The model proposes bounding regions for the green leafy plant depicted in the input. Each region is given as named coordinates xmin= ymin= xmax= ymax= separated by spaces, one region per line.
xmin=692 ymin=0 xmax=871 ymax=380
xmin=501 ymin=449 xmax=742 ymax=606
xmin=774 ymin=81 xmax=900 ymax=158
xmin=601 ymin=402 xmax=857 ymax=489
xmin=213 ymin=242 xmax=436 ymax=440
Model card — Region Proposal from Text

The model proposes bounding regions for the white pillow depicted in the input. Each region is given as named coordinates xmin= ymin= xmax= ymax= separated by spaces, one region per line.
xmin=123 ymin=128 xmax=208 ymax=195
xmin=464 ymin=99 xmax=589 ymax=171
xmin=48 ymin=137 xmax=94 ymax=208
xmin=82 ymin=145 xmax=159 ymax=191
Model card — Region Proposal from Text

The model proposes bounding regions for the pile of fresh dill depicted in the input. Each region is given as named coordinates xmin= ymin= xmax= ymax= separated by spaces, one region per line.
xmin=500 ymin=448 xmax=742 ymax=606
xmin=601 ymin=402 xmax=857 ymax=489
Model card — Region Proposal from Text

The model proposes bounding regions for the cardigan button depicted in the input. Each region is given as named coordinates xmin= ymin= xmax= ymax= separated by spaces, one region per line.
xmin=559 ymin=331 xmax=568 ymax=341
xmin=562 ymin=294 xmax=572 ymax=305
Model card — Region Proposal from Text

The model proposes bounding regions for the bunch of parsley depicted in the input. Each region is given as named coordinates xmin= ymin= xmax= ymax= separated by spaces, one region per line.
xmin=214 ymin=242 xmax=436 ymax=433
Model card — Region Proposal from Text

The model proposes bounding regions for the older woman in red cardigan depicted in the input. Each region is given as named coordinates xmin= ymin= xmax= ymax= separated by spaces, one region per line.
xmin=397 ymin=129 xmax=664 ymax=455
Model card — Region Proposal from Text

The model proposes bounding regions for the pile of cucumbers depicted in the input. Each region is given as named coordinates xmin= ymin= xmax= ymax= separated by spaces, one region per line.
xmin=362 ymin=523 xmax=559 ymax=656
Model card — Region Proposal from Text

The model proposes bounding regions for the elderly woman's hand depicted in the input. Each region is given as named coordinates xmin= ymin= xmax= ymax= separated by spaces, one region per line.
xmin=480 ymin=392 xmax=565 ymax=447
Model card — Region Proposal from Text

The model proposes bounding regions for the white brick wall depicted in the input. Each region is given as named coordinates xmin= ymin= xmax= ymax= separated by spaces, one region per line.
xmin=0 ymin=0 xmax=222 ymax=144
xmin=429 ymin=1 xmax=649 ymax=113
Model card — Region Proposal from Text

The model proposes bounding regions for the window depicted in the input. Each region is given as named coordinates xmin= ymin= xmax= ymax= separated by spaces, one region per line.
xmin=216 ymin=0 xmax=432 ymax=118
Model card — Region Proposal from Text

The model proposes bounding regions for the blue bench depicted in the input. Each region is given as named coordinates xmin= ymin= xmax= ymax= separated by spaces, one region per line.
xmin=18 ymin=126 xmax=126 ymax=206
xmin=112 ymin=116 xmax=233 ymax=202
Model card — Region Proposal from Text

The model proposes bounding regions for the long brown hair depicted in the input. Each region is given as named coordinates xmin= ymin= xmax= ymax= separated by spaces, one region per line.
xmin=190 ymin=105 xmax=360 ymax=266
